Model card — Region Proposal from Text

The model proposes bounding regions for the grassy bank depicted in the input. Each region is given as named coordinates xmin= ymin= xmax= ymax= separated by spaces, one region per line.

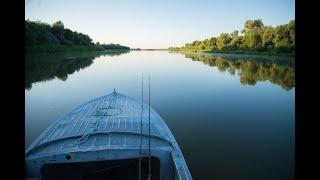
xmin=25 ymin=45 xmax=106 ymax=54
xmin=169 ymin=48 xmax=294 ymax=57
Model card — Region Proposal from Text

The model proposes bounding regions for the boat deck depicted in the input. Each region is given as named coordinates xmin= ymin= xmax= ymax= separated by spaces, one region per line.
xmin=26 ymin=91 xmax=192 ymax=180
xmin=27 ymin=92 xmax=174 ymax=156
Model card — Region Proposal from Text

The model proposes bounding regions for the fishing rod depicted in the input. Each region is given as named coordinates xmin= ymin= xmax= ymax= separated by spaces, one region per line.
xmin=148 ymin=75 xmax=152 ymax=180
xmin=138 ymin=74 xmax=143 ymax=180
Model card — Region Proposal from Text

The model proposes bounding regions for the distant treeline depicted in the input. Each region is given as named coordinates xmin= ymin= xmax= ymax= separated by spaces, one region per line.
xmin=25 ymin=20 xmax=130 ymax=53
xmin=169 ymin=19 xmax=295 ymax=55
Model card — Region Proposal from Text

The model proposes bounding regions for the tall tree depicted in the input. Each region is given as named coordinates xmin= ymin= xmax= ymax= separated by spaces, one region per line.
xmin=216 ymin=33 xmax=232 ymax=50
xmin=52 ymin=20 xmax=64 ymax=29
xmin=253 ymin=19 xmax=264 ymax=29
xmin=244 ymin=20 xmax=254 ymax=30
xmin=244 ymin=29 xmax=263 ymax=48
xmin=262 ymin=27 xmax=275 ymax=48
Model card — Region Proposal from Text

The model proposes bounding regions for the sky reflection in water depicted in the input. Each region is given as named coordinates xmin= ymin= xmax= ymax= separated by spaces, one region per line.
xmin=25 ymin=51 xmax=294 ymax=180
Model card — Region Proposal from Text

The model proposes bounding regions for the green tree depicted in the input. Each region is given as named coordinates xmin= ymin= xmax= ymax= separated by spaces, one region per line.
xmin=216 ymin=33 xmax=232 ymax=50
xmin=209 ymin=37 xmax=217 ymax=49
xmin=273 ymin=24 xmax=292 ymax=53
xmin=244 ymin=20 xmax=254 ymax=30
xmin=244 ymin=29 xmax=262 ymax=48
xmin=253 ymin=19 xmax=264 ymax=29
xmin=230 ymin=30 xmax=243 ymax=49
xmin=288 ymin=20 xmax=295 ymax=48
xmin=262 ymin=27 xmax=275 ymax=48
xmin=52 ymin=20 xmax=64 ymax=29
xmin=230 ymin=35 xmax=243 ymax=49
xmin=171 ymin=19 xmax=294 ymax=55
xmin=25 ymin=20 xmax=130 ymax=53
xmin=230 ymin=30 xmax=239 ymax=37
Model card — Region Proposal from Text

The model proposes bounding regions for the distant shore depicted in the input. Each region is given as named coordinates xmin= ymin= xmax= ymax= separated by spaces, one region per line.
xmin=168 ymin=19 xmax=294 ymax=57
xmin=26 ymin=45 xmax=130 ymax=55
xmin=25 ymin=20 xmax=130 ymax=54
xmin=168 ymin=49 xmax=294 ymax=57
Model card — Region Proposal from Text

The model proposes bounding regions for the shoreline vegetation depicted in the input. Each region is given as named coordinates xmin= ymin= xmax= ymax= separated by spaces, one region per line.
xmin=168 ymin=19 xmax=295 ymax=57
xmin=25 ymin=20 xmax=130 ymax=54
xmin=130 ymin=48 xmax=167 ymax=51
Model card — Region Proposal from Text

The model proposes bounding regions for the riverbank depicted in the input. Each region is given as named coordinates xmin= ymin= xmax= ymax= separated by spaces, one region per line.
xmin=168 ymin=19 xmax=294 ymax=57
xmin=26 ymin=45 xmax=131 ymax=54
xmin=168 ymin=49 xmax=294 ymax=57
xmin=25 ymin=45 xmax=104 ymax=54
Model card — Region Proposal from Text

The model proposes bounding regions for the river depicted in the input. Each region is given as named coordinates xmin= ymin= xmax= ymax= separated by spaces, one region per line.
xmin=25 ymin=50 xmax=295 ymax=180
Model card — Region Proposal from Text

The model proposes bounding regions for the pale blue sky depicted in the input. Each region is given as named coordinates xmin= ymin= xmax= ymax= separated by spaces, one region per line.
xmin=25 ymin=0 xmax=295 ymax=49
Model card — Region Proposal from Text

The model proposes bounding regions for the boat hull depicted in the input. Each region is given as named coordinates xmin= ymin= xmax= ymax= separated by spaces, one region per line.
xmin=26 ymin=91 xmax=192 ymax=179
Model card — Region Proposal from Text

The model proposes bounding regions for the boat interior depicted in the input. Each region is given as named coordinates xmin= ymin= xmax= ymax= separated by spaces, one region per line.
xmin=40 ymin=157 xmax=160 ymax=180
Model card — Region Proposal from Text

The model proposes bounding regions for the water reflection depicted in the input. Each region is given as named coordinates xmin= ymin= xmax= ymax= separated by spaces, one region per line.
xmin=25 ymin=51 xmax=294 ymax=179
xmin=183 ymin=53 xmax=295 ymax=91
xmin=25 ymin=50 xmax=129 ymax=90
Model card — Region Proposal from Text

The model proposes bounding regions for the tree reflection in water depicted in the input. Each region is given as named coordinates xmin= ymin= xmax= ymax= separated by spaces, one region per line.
xmin=25 ymin=50 xmax=129 ymax=90
xmin=183 ymin=53 xmax=295 ymax=91
xmin=26 ymin=51 xmax=294 ymax=91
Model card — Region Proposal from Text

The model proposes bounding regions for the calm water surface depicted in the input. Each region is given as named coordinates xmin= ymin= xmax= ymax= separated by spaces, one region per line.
xmin=25 ymin=50 xmax=295 ymax=180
